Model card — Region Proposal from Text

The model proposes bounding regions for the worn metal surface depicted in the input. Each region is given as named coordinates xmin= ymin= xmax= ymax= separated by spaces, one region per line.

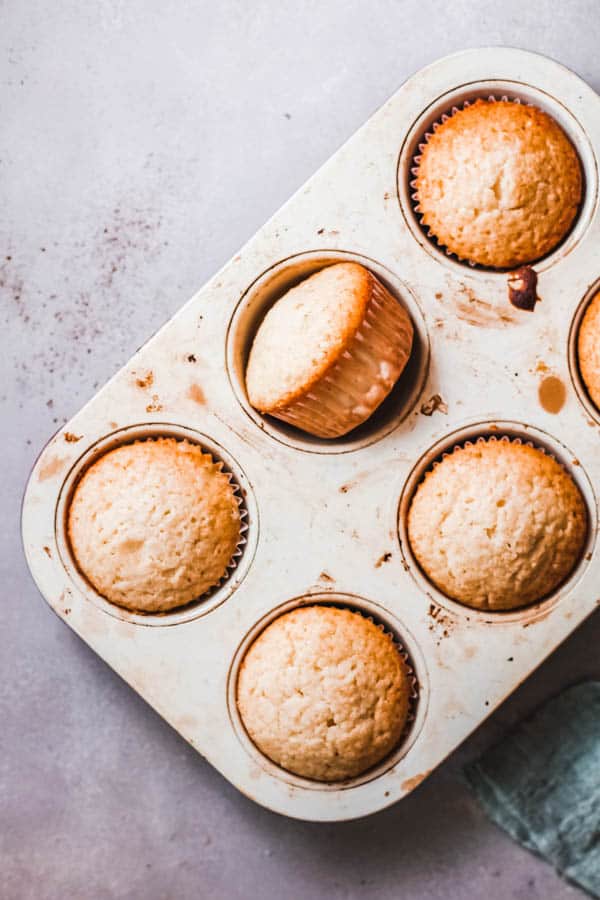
xmin=6 ymin=5 xmax=600 ymax=897
xmin=21 ymin=47 xmax=600 ymax=823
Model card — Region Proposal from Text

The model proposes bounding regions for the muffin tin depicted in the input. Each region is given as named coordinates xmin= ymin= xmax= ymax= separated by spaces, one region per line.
xmin=22 ymin=48 xmax=600 ymax=821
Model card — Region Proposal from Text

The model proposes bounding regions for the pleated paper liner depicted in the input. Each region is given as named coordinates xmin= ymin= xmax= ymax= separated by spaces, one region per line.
xmin=268 ymin=272 xmax=414 ymax=438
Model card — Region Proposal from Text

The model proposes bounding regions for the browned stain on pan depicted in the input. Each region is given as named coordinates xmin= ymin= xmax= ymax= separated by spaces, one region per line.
xmin=38 ymin=456 xmax=68 ymax=481
xmin=428 ymin=603 xmax=455 ymax=645
xmin=401 ymin=771 xmax=430 ymax=792
xmin=375 ymin=552 xmax=392 ymax=568
xmin=319 ymin=571 xmax=334 ymax=583
xmin=145 ymin=395 xmax=163 ymax=413
xmin=134 ymin=370 xmax=154 ymax=389
xmin=339 ymin=470 xmax=370 ymax=494
xmin=439 ymin=282 xmax=516 ymax=327
xmin=538 ymin=375 xmax=566 ymax=414
xmin=64 ymin=432 xmax=82 ymax=443
xmin=420 ymin=394 xmax=447 ymax=416
xmin=428 ymin=603 xmax=452 ymax=628
xmin=188 ymin=383 xmax=206 ymax=405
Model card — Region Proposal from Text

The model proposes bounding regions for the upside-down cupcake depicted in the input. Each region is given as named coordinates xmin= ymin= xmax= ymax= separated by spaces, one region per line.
xmin=413 ymin=100 xmax=582 ymax=268
xmin=407 ymin=438 xmax=587 ymax=611
xmin=237 ymin=605 xmax=412 ymax=781
xmin=68 ymin=438 xmax=243 ymax=613
xmin=245 ymin=262 xmax=414 ymax=438
xmin=577 ymin=291 xmax=600 ymax=410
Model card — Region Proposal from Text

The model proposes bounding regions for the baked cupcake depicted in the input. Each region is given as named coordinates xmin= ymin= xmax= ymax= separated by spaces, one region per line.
xmin=414 ymin=100 xmax=582 ymax=268
xmin=237 ymin=606 xmax=411 ymax=781
xmin=245 ymin=262 xmax=413 ymax=438
xmin=68 ymin=438 xmax=242 ymax=613
xmin=578 ymin=291 xmax=600 ymax=409
xmin=407 ymin=438 xmax=586 ymax=611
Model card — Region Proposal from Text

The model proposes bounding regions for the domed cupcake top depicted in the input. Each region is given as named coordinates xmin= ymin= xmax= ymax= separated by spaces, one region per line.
xmin=68 ymin=438 xmax=242 ymax=613
xmin=237 ymin=605 xmax=411 ymax=781
xmin=414 ymin=100 xmax=582 ymax=268
xmin=407 ymin=438 xmax=587 ymax=611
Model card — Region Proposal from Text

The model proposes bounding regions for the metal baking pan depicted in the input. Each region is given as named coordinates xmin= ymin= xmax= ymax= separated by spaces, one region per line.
xmin=22 ymin=47 xmax=600 ymax=821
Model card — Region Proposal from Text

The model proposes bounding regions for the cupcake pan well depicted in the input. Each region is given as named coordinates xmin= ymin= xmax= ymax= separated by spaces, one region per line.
xmin=398 ymin=80 xmax=598 ymax=272
xmin=397 ymin=422 xmax=597 ymax=624
xmin=54 ymin=422 xmax=258 ymax=627
xmin=568 ymin=277 xmax=600 ymax=424
xmin=22 ymin=48 xmax=600 ymax=820
xmin=226 ymin=249 xmax=429 ymax=452
xmin=227 ymin=593 xmax=426 ymax=792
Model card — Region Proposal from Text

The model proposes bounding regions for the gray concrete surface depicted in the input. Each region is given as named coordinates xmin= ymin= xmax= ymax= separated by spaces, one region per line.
xmin=2 ymin=1 xmax=600 ymax=897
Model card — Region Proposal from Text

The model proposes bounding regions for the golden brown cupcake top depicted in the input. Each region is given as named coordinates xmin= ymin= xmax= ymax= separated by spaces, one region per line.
xmin=68 ymin=438 xmax=242 ymax=613
xmin=237 ymin=606 xmax=411 ymax=781
xmin=414 ymin=100 xmax=582 ymax=268
xmin=578 ymin=292 xmax=600 ymax=410
xmin=407 ymin=439 xmax=587 ymax=611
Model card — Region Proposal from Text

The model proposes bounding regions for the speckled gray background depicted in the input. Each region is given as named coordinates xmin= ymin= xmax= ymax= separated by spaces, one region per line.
xmin=3 ymin=2 xmax=600 ymax=898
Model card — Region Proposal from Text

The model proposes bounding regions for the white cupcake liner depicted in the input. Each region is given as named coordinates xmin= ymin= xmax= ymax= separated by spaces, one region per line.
xmin=410 ymin=95 xmax=532 ymax=267
xmin=269 ymin=273 xmax=414 ymax=438
xmin=426 ymin=434 xmax=557 ymax=476
xmin=137 ymin=439 xmax=249 ymax=598
xmin=200 ymin=455 xmax=249 ymax=599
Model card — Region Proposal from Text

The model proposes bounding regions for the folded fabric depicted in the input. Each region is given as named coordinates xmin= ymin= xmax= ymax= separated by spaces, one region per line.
xmin=465 ymin=681 xmax=600 ymax=898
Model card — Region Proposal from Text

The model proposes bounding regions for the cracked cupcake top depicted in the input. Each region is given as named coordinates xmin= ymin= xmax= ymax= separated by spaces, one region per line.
xmin=407 ymin=438 xmax=587 ymax=611
xmin=414 ymin=100 xmax=582 ymax=268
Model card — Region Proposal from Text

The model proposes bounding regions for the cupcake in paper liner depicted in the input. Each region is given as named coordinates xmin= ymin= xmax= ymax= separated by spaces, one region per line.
xmin=411 ymin=97 xmax=582 ymax=269
xmin=577 ymin=290 xmax=600 ymax=410
xmin=68 ymin=437 xmax=246 ymax=614
xmin=236 ymin=604 xmax=416 ymax=782
xmin=245 ymin=262 xmax=414 ymax=438
xmin=407 ymin=435 xmax=587 ymax=612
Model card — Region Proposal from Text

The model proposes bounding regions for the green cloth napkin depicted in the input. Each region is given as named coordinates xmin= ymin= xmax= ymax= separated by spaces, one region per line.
xmin=465 ymin=681 xmax=600 ymax=898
